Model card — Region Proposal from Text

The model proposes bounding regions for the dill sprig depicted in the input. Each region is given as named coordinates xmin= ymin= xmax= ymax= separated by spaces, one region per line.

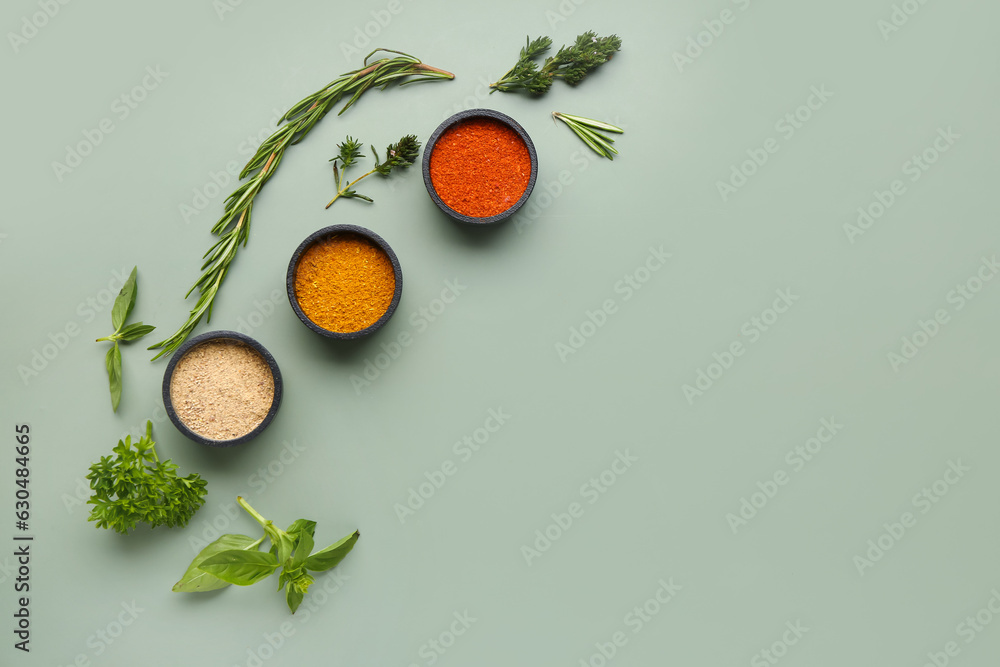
xmin=149 ymin=50 xmax=453 ymax=360
xmin=326 ymin=134 xmax=421 ymax=208
xmin=489 ymin=31 xmax=621 ymax=95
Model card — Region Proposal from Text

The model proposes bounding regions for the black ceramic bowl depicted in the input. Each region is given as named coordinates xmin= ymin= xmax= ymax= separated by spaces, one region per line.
xmin=422 ymin=108 xmax=538 ymax=224
xmin=286 ymin=224 xmax=403 ymax=339
xmin=162 ymin=330 xmax=282 ymax=448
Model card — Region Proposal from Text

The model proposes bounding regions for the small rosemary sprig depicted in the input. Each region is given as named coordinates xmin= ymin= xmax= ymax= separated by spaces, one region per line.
xmin=552 ymin=112 xmax=624 ymax=160
xmin=149 ymin=50 xmax=453 ymax=360
xmin=489 ymin=31 xmax=621 ymax=95
xmin=325 ymin=134 xmax=420 ymax=208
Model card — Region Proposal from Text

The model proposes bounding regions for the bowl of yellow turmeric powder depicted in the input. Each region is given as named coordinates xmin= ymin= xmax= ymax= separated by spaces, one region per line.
xmin=286 ymin=224 xmax=402 ymax=339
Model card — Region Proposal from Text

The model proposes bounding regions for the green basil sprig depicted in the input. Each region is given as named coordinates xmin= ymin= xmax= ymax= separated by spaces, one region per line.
xmin=95 ymin=266 xmax=155 ymax=412
xmin=173 ymin=497 xmax=359 ymax=613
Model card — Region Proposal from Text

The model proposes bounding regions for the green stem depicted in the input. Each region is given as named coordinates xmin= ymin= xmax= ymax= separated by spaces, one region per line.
xmin=237 ymin=496 xmax=268 ymax=528
xmin=325 ymin=168 xmax=377 ymax=208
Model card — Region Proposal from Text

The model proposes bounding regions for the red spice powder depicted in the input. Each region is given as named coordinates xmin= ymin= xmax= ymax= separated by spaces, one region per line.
xmin=429 ymin=118 xmax=531 ymax=218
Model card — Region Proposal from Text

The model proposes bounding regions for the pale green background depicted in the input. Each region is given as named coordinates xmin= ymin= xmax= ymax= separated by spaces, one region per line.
xmin=2 ymin=0 xmax=1000 ymax=665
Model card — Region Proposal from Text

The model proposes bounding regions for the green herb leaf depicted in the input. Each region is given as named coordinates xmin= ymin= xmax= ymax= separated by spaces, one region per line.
xmin=285 ymin=582 xmax=304 ymax=613
xmin=86 ymin=421 xmax=208 ymax=534
xmin=553 ymin=112 xmax=623 ymax=160
xmin=198 ymin=550 xmax=280 ymax=586
xmin=98 ymin=265 xmax=155 ymax=412
xmin=173 ymin=534 xmax=263 ymax=592
xmin=106 ymin=343 xmax=122 ymax=412
xmin=290 ymin=530 xmax=315 ymax=570
xmin=111 ymin=266 xmax=138 ymax=331
xmin=118 ymin=322 xmax=156 ymax=342
xmin=304 ymin=530 xmax=360 ymax=572
xmin=286 ymin=519 xmax=317 ymax=540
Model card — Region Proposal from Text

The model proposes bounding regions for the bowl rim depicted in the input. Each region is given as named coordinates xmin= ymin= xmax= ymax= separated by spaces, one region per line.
xmin=161 ymin=330 xmax=283 ymax=448
xmin=421 ymin=108 xmax=539 ymax=225
xmin=285 ymin=224 xmax=403 ymax=339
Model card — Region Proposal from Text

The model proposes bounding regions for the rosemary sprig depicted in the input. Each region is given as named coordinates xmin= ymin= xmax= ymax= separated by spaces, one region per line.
xmin=489 ymin=31 xmax=621 ymax=95
xmin=552 ymin=112 xmax=624 ymax=160
xmin=326 ymin=134 xmax=420 ymax=208
xmin=149 ymin=50 xmax=453 ymax=360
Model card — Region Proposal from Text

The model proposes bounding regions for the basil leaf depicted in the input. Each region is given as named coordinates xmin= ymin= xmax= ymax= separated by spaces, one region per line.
xmin=266 ymin=525 xmax=296 ymax=565
xmin=106 ymin=343 xmax=122 ymax=413
xmin=286 ymin=519 xmax=316 ymax=540
xmin=172 ymin=534 xmax=260 ymax=592
xmin=285 ymin=582 xmax=304 ymax=614
xmin=112 ymin=266 xmax=138 ymax=331
xmin=119 ymin=322 xmax=156 ymax=342
xmin=303 ymin=530 xmax=359 ymax=572
xmin=290 ymin=530 xmax=314 ymax=569
xmin=199 ymin=550 xmax=279 ymax=586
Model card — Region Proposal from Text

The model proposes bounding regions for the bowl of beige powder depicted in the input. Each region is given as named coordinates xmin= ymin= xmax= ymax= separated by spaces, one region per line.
xmin=162 ymin=331 xmax=282 ymax=447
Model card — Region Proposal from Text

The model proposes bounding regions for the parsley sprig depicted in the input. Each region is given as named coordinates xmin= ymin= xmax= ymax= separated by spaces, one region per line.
xmin=325 ymin=134 xmax=421 ymax=208
xmin=86 ymin=421 xmax=207 ymax=534
xmin=489 ymin=31 xmax=622 ymax=95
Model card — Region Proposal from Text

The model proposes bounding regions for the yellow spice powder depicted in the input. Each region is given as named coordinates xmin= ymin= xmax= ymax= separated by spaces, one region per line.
xmin=294 ymin=232 xmax=396 ymax=333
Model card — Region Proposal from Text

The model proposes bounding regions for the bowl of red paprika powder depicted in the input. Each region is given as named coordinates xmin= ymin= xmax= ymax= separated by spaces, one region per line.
xmin=286 ymin=224 xmax=403 ymax=340
xmin=422 ymin=109 xmax=538 ymax=224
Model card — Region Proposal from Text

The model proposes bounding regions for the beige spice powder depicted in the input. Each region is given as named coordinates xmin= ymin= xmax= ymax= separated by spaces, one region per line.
xmin=169 ymin=340 xmax=275 ymax=441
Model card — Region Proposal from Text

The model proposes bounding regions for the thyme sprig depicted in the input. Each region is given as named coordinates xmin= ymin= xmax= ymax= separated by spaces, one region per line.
xmin=489 ymin=31 xmax=621 ymax=95
xmin=552 ymin=112 xmax=624 ymax=160
xmin=149 ymin=50 xmax=453 ymax=360
xmin=326 ymin=134 xmax=421 ymax=208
